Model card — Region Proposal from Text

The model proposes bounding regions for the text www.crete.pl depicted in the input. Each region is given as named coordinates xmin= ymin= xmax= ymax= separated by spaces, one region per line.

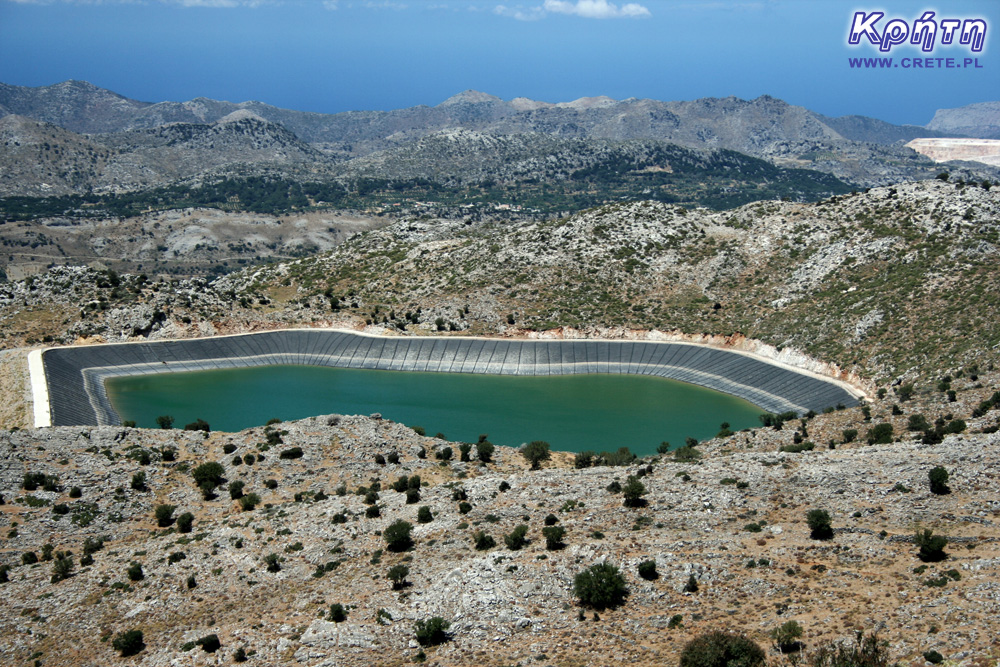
xmin=848 ymin=56 xmax=984 ymax=69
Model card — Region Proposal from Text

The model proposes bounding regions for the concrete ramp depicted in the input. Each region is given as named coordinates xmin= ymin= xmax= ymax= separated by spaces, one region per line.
xmin=36 ymin=330 xmax=863 ymax=427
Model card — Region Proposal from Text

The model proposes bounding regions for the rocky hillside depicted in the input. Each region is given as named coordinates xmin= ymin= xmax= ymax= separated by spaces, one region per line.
xmin=2 ymin=81 xmax=991 ymax=195
xmin=0 ymin=179 xmax=997 ymax=389
xmin=927 ymin=102 xmax=1000 ymax=140
xmin=1 ymin=372 xmax=999 ymax=666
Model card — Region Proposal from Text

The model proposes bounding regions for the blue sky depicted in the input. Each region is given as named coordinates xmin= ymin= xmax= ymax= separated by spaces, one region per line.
xmin=0 ymin=0 xmax=995 ymax=126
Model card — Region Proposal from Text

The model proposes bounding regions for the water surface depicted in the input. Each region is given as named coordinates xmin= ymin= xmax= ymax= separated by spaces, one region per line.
xmin=107 ymin=365 xmax=763 ymax=456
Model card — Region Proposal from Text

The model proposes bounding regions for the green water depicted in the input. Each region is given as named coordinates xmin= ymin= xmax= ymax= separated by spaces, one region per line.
xmin=106 ymin=365 xmax=763 ymax=456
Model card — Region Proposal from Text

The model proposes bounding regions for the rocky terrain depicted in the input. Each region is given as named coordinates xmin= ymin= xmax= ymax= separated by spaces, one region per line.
xmin=927 ymin=102 xmax=1000 ymax=140
xmin=1 ymin=179 xmax=997 ymax=388
xmin=1 ymin=368 xmax=999 ymax=666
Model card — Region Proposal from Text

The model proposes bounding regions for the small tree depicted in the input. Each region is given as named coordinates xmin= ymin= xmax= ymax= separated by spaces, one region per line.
xmin=637 ymin=560 xmax=658 ymax=581
xmin=473 ymin=531 xmax=496 ymax=551
xmin=229 ymin=481 xmax=245 ymax=500
xmin=196 ymin=634 xmax=221 ymax=653
xmin=112 ymin=629 xmax=145 ymax=657
xmin=240 ymin=493 xmax=261 ymax=512
xmin=679 ymin=631 xmax=765 ymax=667
xmin=771 ymin=620 xmax=804 ymax=653
xmin=928 ymin=466 xmax=950 ymax=495
xmin=806 ymin=509 xmax=834 ymax=540
xmin=176 ymin=512 xmax=194 ymax=533
xmin=405 ymin=487 xmax=421 ymax=504
xmin=542 ymin=525 xmax=566 ymax=550
xmin=156 ymin=415 xmax=174 ymax=429
xmin=184 ymin=418 xmax=211 ymax=432
xmin=383 ymin=520 xmax=414 ymax=552
xmin=414 ymin=617 xmax=451 ymax=647
xmin=154 ymin=504 xmax=175 ymax=528
xmin=131 ymin=471 xmax=147 ymax=491
xmin=417 ymin=506 xmax=433 ymax=523
xmin=522 ymin=440 xmax=551 ymax=470
xmin=264 ymin=553 xmax=281 ymax=572
xmin=867 ymin=423 xmax=894 ymax=445
xmin=191 ymin=462 xmax=225 ymax=493
xmin=328 ymin=603 xmax=348 ymax=622
xmin=476 ymin=440 xmax=495 ymax=463
xmin=504 ymin=524 xmax=529 ymax=550
xmin=51 ymin=554 xmax=74 ymax=583
xmin=127 ymin=562 xmax=144 ymax=581
xmin=388 ymin=564 xmax=410 ymax=589
xmin=915 ymin=528 xmax=947 ymax=562
xmin=684 ymin=574 xmax=699 ymax=593
xmin=622 ymin=475 xmax=647 ymax=508
xmin=573 ymin=563 xmax=628 ymax=610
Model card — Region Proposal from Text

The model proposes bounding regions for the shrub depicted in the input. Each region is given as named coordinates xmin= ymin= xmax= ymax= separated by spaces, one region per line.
xmin=191 ymin=462 xmax=225 ymax=489
xmin=574 ymin=451 xmax=596 ymax=468
xmin=780 ymin=442 xmax=815 ymax=453
xmin=279 ymin=447 xmax=304 ymax=460
xmin=388 ymin=564 xmax=410 ymax=589
xmin=867 ymin=423 xmax=894 ymax=444
xmin=328 ymin=603 xmax=348 ymax=622
xmin=127 ymin=562 xmax=144 ymax=581
xmin=684 ymin=574 xmax=699 ymax=593
xmin=68 ymin=486 xmax=82 ymax=498
xmin=112 ymin=629 xmax=145 ymax=657
xmin=504 ymin=524 xmax=529 ymax=550
xmin=679 ymin=631 xmax=765 ymax=667
xmin=417 ymin=506 xmax=433 ymax=523
xmin=196 ymin=634 xmax=221 ymax=653
xmin=542 ymin=525 xmax=566 ymax=550
xmin=458 ymin=501 xmax=472 ymax=514
xmin=771 ymin=620 xmax=803 ymax=653
xmin=522 ymin=440 xmax=551 ymax=469
xmin=637 ymin=560 xmax=658 ymax=581
xmin=52 ymin=503 xmax=70 ymax=515
xmin=264 ymin=553 xmax=281 ymax=572
xmin=184 ymin=418 xmax=211 ymax=432
xmin=806 ymin=509 xmax=834 ymax=540
xmin=384 ymin=520 xmax=414 ymax=552
xmin=406 ymin=488 xmax=421 ymax=504
xmin=83 ymin=536 xmax=105 ymax=556
xmin=928 ymin=466 xmax=950 ymax=495
xmin=842 ymin=429 xmax=858 ymax=443
xmin=622 ymin=475 xmax=647 ymax=508
xmin=51 ymin=555 xmax=74 ymax=583
xmin=923 ymin=650 xmax=944 ymax=664
xmin=156 ymin=415 xmax=174 ymax=429
xmin=436 ymin=446 xmax=453 ymax=461
xmin=240 ymin=493 xmax=261 ymax=511
xmin=809 ymin=630 xmax=891 ymax=667
xmin=476 ymin=440 xmax=495 ymax=463
xmin=154 ymin=504 xmax=176 ymax=527
xmin=414 ymin=617 xmax=451 ymax=647
xmin=498 ymin=480 xmax=510 ymax=492
xmin=176 ymin=512 xmax=194 ymax=533
xmin=234 ymin=647 xmax=248 ymax=662
xmin=573 ymin=563 xmax=628 ymax=610
xmin=473 ymin=531 xmax=496 ymax=551
xmin=22 ymin=551 xmax=38 ymax=565
xmin=365 ymin=505 xmax=381 ymax=518
xmin=673 ymin=445 xmax=700 ymax=462
xmin=915 ymin=529 xmax=948 ymax=562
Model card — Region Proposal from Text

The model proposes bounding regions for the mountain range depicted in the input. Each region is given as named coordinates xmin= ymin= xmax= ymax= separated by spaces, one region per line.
xmin=1 ymin=80 xmax=997 ymax=202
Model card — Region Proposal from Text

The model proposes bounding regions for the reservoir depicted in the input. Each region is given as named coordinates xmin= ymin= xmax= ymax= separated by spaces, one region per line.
xmin=107 ymin=365 xmax=764 ymax=456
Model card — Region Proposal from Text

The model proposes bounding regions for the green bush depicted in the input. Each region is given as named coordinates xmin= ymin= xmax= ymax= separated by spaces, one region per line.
xmin=191 ymin=462 xmax=225 ymax=489
xmin=264 ymin=553 xmax=281 ymax=572
xmin=131 ymin=471 xmax=147 ymax=491
xmin=414 ymin=617 xmax=451 ymax=647
xmin=679 ymin=631 xmax=765 ymax=667
xmin=328 ymin=603 xmax=348 ymax=622
xmin=867 ymin=423 xmax=894 ymax=445
xmin=841 ymin=429 xmax=858 ymax=443
xmin=156 ymin=415 xmax=174 ymax=429
xmin=112 ymin=629 xmax=145 ymax=657
xmin=176 ymin=512 xmax=194 ymax=533
xmin=279 ymin=447 xmax=304 ymax=459
xmin=388 ymin=564 xmax=410 ymax=589
xmin=928 ymin=466 xmax=950 ymax=495
xmin=50 ymin=555 xmax=74 ymax=583
xmin=476 ymin=440 xmax=494 ymax=463
xmin=771 ymin=620 xmax=803 ymax=653
xmin=684 ymin=574 xmax=699 ymax=593
xmin=406 ymin=488 xmax=421 ymax=504
xmin=806 ymin=509 xmax=834 ymax=540
xmin=240 ymin=493 xmax=261 ymax=511
xmin=504 ymin=524 xmax=529 ymax=550
xmin=673 ymin=445 xmax=700 ymax=462
xmin=416 ymin=506 xmax=433 ymax=523
xmin=184 ymin=418 xmax=211 ymax=433
xmin=915 ymin=529 xmax=947 ymax=562
xmin=154 ymin=504 xmax=176 ymax=527
xmin=622 ymin=475 xmax=647 ymax=508
xmin=573 ymin=563 xmax=628 ymax=610
xmin=542 ymin=525 xmax=566 ymax=550
xmin=809 ymin=630 xmax=891 ymax=667
xmin=196 ymin=634 xmax=221 ymax=653
xmin=522 ymin=440 xmax=551 ymax=469
xmin=383 ymin=520 xmax=414 ymax=552
xmin=637 ymin=560 xmax=658 ymax=581
xmin=228 ymin=481 xmax=245 ymax=500
xmin=127 ymin=562 xmax=144 ymax=581
xmin=473 ymin=531 xmax=496 ymax=551
xmin=923 ymin=650 xmax=944 ymax=664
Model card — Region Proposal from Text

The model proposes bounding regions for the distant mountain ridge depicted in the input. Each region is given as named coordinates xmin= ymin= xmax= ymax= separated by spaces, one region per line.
xmin=0 ymin=80 xmax=996 ymax=198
